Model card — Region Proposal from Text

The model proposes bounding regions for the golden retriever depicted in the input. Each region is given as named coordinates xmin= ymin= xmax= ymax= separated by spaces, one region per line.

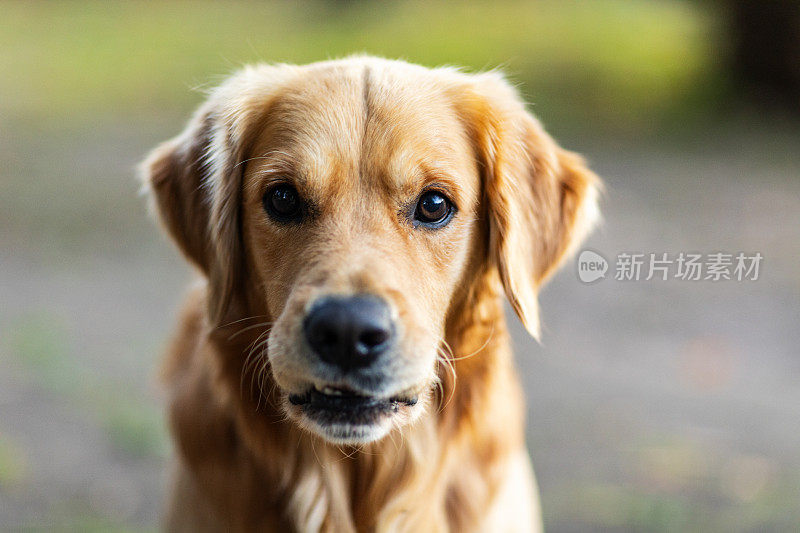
xmin=141 ymin=56 xmax=599 ymax=532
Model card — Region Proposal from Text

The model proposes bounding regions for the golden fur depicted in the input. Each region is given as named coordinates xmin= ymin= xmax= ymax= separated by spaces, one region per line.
xmin=141 ymin=56 xmax=600 ymax=532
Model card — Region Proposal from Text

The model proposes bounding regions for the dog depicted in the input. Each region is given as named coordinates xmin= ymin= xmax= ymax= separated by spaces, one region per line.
xmin=141 ymin=56 xmax=599 ymax=532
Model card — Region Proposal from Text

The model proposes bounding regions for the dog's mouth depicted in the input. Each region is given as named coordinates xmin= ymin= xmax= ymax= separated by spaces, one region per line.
xmin=287 ymin=385 xmax=420 ymax=443
xmin=289 ymin=385 xmax=418 ymax=413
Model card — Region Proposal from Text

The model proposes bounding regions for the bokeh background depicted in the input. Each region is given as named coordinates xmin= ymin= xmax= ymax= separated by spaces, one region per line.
xmin=1 ymin=1 xmax=799 ymax=531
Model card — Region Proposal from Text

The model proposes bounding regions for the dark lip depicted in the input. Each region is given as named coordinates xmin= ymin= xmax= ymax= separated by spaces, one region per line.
xmin=289 ymin=387 xmax=418 ymax=413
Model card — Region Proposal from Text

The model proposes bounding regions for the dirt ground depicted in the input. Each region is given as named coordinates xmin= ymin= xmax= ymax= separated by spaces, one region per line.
xmin=1 ymin=118 xmax=798 ymax=531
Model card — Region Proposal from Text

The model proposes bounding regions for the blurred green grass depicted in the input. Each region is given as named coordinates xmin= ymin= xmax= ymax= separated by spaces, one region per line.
xmin=20 ymin=503 xmax=156 ymax=533
xmin=544 ymin=437 xmax=800 ymax=532
xmin=0 ymin=0 xmax=719 ymax=134
xmin=0 ymin=434 xmax=28 ymax=486
xmin=8 ymin=313 xmax=168 ymax=459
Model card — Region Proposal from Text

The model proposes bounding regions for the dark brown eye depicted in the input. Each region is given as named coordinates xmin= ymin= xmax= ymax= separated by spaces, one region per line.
xmin=414 ymin=190 xmax=453 ymax=227
xmin=264 ymin=184 xmax=302 ymax=222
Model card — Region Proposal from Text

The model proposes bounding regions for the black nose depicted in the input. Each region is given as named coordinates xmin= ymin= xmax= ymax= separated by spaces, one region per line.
xmin=303 ymin=295 xmax=394 ymax=371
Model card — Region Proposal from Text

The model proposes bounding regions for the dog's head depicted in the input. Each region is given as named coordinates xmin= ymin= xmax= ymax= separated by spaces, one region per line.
xmin=142 ymin=57 xmax=599 ymax=445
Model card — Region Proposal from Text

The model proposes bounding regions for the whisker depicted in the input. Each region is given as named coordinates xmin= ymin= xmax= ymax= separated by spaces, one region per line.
xmin=310 ymin=435 xmax=323 ymax=469
xmin=216 ymin=314 xmax=271 ymax=329
xmin=232 ymin=150 xmax=297 ymax=170
xmin=228 ymin=320 xmax=275 ymax=340
xmin=245 ymin=325 xmax=273 ymax=355
xmin=448 ymin=324 xmax=495 ymax=361
xmin=239 ymin=325 xmax=274 ymax=403
xmin=439 ymin=339 xmax=455 ymax=359
xmin=436 ymin=348 xmax=457 ymax=412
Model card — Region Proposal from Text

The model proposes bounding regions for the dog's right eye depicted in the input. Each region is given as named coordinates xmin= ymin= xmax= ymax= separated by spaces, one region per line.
xmin=263 ymin=184 xmax=303 ymax=222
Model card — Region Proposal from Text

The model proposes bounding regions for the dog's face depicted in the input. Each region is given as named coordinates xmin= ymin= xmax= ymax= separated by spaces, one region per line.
xmin=240 ymin=68 xmax=482 ymax=442
xmin=143 ymin=58 xmax=599 ymax=444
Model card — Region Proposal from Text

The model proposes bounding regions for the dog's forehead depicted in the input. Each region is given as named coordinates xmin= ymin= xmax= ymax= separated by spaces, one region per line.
xmin=251 ymin=63 xmax=477 ymax=196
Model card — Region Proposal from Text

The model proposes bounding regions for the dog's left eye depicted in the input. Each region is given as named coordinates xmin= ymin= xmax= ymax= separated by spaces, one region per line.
xmin=413 ymin=190 xmax=453 ymax=228
xmin=263 ymin=184 xmax=303 ymax=222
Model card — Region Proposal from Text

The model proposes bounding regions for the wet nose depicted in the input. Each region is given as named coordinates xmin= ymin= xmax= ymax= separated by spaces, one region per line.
xmin=303 ymin=295 xmax=394 ymax=371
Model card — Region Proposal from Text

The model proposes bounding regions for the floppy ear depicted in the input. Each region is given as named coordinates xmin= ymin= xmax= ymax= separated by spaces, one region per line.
xmin=140 ymin=65 xmax=295 ymax=324
xmin=462 ymin=72 xmax=601 ymax=339
xmin=140 ymin=102 xmax=243 ymax=324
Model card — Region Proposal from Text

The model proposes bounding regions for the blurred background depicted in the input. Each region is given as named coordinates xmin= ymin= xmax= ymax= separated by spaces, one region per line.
xmin=1 ymin=1 xmax=798 ymax=531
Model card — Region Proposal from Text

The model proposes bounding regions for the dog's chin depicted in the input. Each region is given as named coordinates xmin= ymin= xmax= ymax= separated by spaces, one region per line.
xmin=284 ymin=385 xmax=422 ymax=445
